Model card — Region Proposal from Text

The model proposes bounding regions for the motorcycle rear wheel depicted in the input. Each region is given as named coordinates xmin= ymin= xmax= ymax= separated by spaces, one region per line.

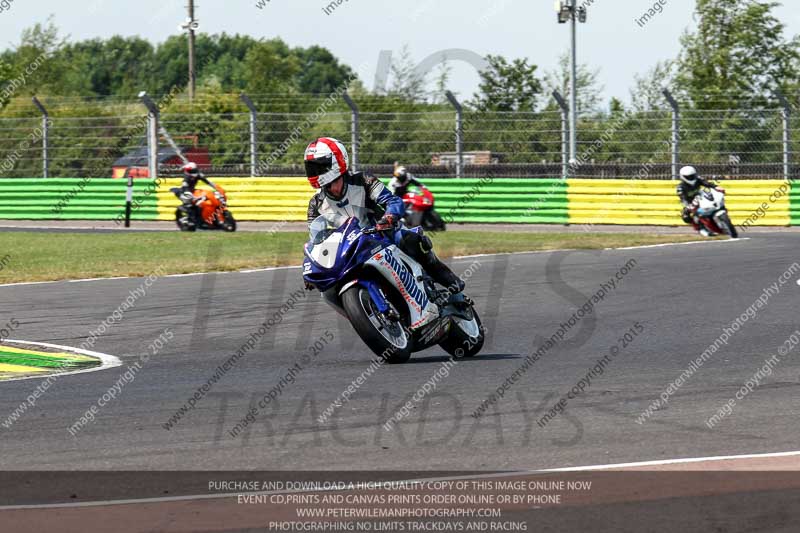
xmin=175 ymin=208 xmax=196 ymax=232
xmin=342 ymin=285 xmax=412 ymax=364
xmin=425 ymin=210 xmax=446 ymax=232
xmin=439 ymin=307 xmax=484 ymax=358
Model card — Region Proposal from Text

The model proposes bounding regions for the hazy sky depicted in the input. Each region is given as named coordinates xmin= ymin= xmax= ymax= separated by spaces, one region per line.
xmin=3 ymin=0 xmax=800 ymax=105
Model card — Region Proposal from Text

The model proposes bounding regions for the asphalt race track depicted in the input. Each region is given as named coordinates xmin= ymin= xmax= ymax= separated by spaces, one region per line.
xmin=1 ymin=233 xmax=799 ymax=475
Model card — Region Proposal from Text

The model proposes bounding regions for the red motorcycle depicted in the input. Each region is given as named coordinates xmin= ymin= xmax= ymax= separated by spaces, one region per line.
xmin=402 ymin=187 xmax=446 ymax=232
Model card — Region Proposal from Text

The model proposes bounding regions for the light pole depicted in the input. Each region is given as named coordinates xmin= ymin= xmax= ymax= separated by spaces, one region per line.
xmin=554 ymin=1 xmax=586 ymax=164
xmin=180 ymin=0 xmax=199 ymax=101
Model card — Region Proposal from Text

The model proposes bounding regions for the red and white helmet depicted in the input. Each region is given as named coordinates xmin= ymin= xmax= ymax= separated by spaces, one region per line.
xmin=183 ymin=161 xmax=199 ymax=176
xmin=304 ymin=137 xmax=349 ymax=189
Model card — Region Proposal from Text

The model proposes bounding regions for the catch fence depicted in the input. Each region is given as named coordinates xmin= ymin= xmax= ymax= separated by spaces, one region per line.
xmin=0 ymin=92 xmax=797 ymax=180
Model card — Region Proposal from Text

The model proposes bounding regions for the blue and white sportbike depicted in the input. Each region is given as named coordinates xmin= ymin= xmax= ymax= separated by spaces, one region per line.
xmin=302 ymin=216 xmax=485 ymax=364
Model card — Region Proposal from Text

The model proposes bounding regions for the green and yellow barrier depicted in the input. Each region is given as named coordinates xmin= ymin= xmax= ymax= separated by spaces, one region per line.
xmin=154 ymin=178 xmax=315 ymax=222
xmin=567 ymin=179 xmax=793 ymax=227
xmin=0 ymin=176 xmax=797 ymax=226
xmin=152 ymin=177 xmax=569 ymax=224
xmin=0 ymin=178 xmax=158 ymax=220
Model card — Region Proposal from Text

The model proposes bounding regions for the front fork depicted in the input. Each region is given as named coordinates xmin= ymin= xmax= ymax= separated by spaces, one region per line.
xmin=339 ymin=278 xmax=392 ymax=316
xmin=360 ymin=279 xmax=391 ymax=314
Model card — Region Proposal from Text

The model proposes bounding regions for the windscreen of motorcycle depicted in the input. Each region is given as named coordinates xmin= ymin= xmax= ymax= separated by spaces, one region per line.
xmin=697 ymin=189 xmax=723 ymax=216
xmin=308 ymin=233 xmax=343 ymax=269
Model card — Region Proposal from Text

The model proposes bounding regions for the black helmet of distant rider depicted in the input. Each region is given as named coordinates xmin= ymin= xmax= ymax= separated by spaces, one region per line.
xmin=676 ymin=165 xmax=716 ymax=207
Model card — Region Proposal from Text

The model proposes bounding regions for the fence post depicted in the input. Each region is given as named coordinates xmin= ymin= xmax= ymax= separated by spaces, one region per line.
xmin=777 ymin=91 xmax=792 ymax=182
xmin=124 ymin=167 xmax=133 ymax=228
xmin=662 ymin=89 xmax=680 ymax=180
xmin=240 ymin=93 xmax=259 ymax=177
xmin=342 ymin=91 xmax=360 ymax=171
xmin=445 ymin=91 xmax=464 ymax=179
xmin=32 ymin=96 xmax=49 ymax=178
xmin=552 ymin=91 xmax=569 ymax=180
xmin=138 ymin=92 xmax=160 ymax=180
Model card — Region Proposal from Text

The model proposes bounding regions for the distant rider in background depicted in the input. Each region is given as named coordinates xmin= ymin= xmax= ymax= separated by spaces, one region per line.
xmin=303 ymin=137 xmax=463 ymax=293
xmin=179 ymin=162 xmax=219 ymax=197
xmin=177 ymin=162 xmax=221 ymax=220
xmin=676 ymin=165 xmax=719 ymax=236
xmin=388 ymin=164 xmax=425 ymax=199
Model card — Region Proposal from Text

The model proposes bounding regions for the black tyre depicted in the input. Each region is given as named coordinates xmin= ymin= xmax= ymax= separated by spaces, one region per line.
xmin=342 ymin=284 xmax=412 ymax=364
xmin=426 ymin=210 xmax=446 ymax=232
xmin=222 ymin=210 xmax=237 ymax=232
xmin=718 ymin=212 xmax=738 ymax=238
xmin=439 ymin=307 xmax=484 ymax=358
xmin=175 ymin=208 xmax=196 ymax=232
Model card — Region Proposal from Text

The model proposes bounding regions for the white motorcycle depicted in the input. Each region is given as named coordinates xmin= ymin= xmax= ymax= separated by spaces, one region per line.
xmin=302 ymin=216 xmax=484 ymax=364
xmin=692 ymin=187 xmax=738 ymax=238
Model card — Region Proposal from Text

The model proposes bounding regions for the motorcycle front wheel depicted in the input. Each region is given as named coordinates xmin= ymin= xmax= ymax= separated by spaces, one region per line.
xmin=222 ymin=210 xmax=237 ymax=232
xmin=342 ymin=284 xmax=412 ymax=364
xmin=717 ymin=212 xmax=738 ymax=238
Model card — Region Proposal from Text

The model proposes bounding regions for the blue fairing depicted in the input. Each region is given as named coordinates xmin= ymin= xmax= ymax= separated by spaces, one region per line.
xmin=302 ymin=218 xmax=391 ymax=292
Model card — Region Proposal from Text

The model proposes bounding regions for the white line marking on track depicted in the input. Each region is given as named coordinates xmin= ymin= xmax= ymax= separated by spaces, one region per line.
xmin=607 ymin=237 xmax=749 ymax=251
xmin=239 ymin=266 xmax=300 ymax=273
xmin=68 ymin=277 xmax=131 ymax=283
xmin=452 ymin=249 xmax=578 ymax=260
xmin=0 ymin=281 xmax=57 ymax=288
xmin=1 ymin=339 xmax=122 ymax=383
xmin=3 ymin=449 xmax=800 ymax=510
xmin=539 ymin=449 xmax=800 ymax=472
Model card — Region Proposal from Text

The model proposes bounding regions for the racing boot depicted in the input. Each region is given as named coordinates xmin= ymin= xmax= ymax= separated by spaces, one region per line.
xmin=424 ymin=253 xmax=464 ymax=295
xmin=400 ymin=231 xmax=465 ymax=295
xmin=417 ymin=239 xmax=465 ymax=295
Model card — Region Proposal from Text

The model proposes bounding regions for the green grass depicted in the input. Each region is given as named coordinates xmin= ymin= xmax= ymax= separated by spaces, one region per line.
xmin=0 ymin=231 xmax=705 ymax=283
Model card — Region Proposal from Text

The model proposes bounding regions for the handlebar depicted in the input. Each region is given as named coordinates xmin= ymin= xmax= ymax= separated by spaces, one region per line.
xmin=362 ymin=226 xmax=396 ymax=236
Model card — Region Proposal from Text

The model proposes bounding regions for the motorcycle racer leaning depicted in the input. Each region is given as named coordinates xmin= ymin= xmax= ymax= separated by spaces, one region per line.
xmin=304 ymin=137 xmax=464 ymax=294
xmin=676 ymin=165 xmax=719 ymax=236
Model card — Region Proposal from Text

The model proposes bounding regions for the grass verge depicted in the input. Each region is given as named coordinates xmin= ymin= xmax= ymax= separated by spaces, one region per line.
xmin=0 ymin=231 xmax=706 ymax=283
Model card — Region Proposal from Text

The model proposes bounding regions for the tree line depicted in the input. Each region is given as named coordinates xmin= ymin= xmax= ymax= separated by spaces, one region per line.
xmin=0 ymin=1 xmax=799 ymax=178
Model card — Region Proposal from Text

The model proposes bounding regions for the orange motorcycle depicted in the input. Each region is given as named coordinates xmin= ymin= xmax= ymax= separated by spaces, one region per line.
xmin=171 ymin=186 xmax=237 ymax=232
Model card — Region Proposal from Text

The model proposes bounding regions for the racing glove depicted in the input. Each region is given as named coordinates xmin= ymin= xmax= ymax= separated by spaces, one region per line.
xmin=374 ymin=214 xmax=398 ymax=232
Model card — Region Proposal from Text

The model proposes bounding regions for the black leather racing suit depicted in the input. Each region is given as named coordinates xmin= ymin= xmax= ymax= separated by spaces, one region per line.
xmin=175 ymin=173 xmax=219 ymax=223
xmin=180 ymin=173 xmax=218 ymax=196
